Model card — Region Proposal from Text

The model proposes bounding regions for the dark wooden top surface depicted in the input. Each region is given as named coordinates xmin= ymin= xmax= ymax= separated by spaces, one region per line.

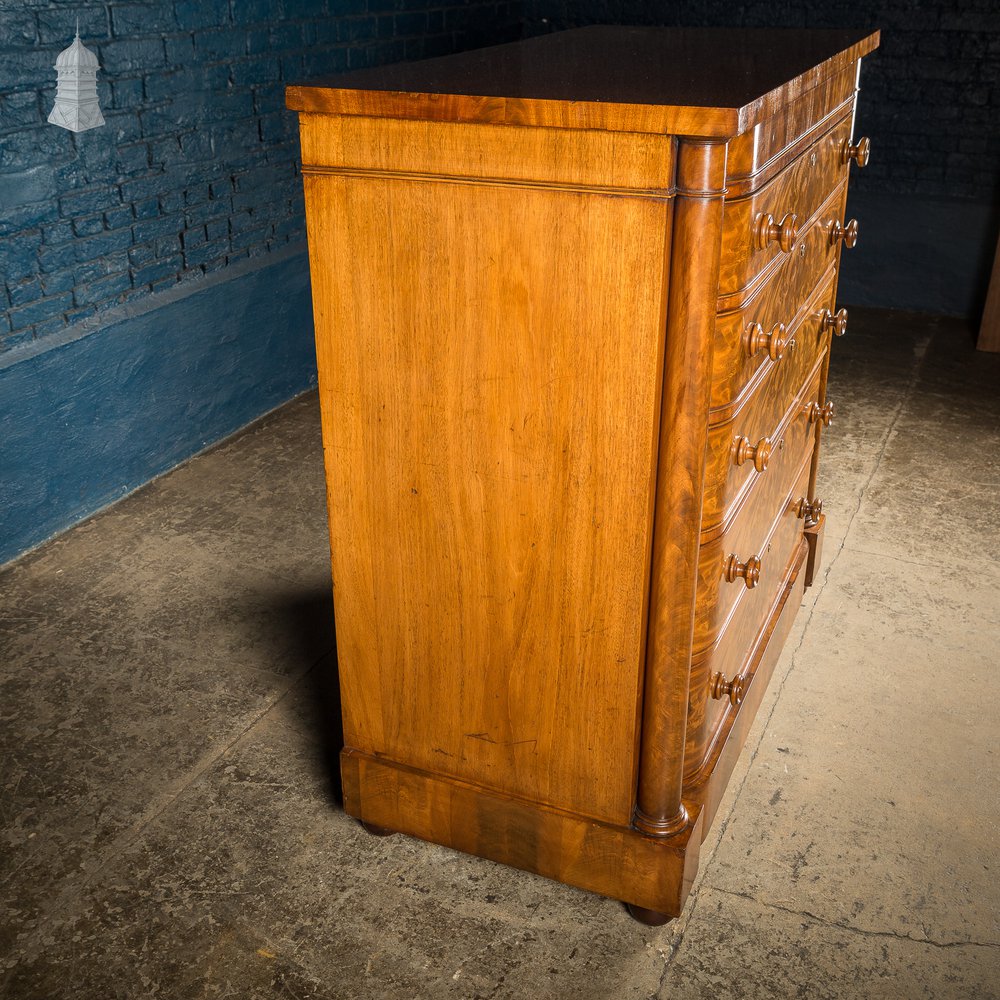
xmin=286 ymin=26 xmax=880 ymax=136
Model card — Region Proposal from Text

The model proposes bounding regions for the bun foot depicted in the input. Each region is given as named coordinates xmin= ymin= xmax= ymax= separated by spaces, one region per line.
xmin=360 ymin=820 xmax=397 ymax=837
xmin=626 ymin=902 xmax=673 ymax=926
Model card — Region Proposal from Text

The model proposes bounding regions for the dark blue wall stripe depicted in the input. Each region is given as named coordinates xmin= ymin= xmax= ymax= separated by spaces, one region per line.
xmin=1 ymin=250 xmax=316 ymax=565
xmin=839 ymin=193 xmax=998 ymax=318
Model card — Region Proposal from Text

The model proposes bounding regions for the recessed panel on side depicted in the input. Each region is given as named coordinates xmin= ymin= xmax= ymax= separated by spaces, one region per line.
xmin=304 ymin=173 xmax=670 ymax=825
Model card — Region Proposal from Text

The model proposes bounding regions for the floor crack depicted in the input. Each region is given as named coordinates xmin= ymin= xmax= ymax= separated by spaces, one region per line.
xmin=2 ymin=652 xmax=326 ymax=980
xmin=654 ymin=328 xmax=936 ymax=988
xmin=707 ymin=885 xmax=1000 ymax=951
xmin=811 ymin=331 xmax=932 ymax=592
xmin=85 ymin=655 xmax=323 ymax=880
xmin=647 ymin=886 xmax=707 ymax=999
xmin=842 ymin=544 xmax=1000 ymax=578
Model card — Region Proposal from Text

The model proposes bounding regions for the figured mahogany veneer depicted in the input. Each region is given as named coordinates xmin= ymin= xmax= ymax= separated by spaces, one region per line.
xmin=288 ymin=25 xmax=878 ymax=925
xmin=689 ymin=456 xmax=815 ymax=773
xmin=711 ymin=202 xmax=843 ymax=408
xmin=703 ymin=310 xmax=832 ymax=531
xmin=719 ymin=114 xmax=854 ymax=299
xmin=696 ymin=360 xmax=827 ymax=672
xmin=726 ymin=63 xmax=859 ymax=187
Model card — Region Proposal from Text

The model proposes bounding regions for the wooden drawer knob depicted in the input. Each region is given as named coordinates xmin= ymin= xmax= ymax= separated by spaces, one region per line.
xmin=755 ymin=212 xmax=799 ymax=253
xmin=733 ymin=435 xmax=772 ymax=472
xmin=829 ymin=219 xmax=859 ymax=249
xmin=822 ymin=307 xmax=849 ymax=336
xmin=806 ymin=400 xmax=835 ymax=426
xmin=710 ymin=670 xmax=747 ymax=707
xmin=841 ymin=136 xmax=871 ymax=167
xmin=792 ymin=496 xmax=824 ymax=521
xmin=725 ymin=553 xmax=761 ymax=589
xmin=744 ymin=321 xmax=794 ymax=361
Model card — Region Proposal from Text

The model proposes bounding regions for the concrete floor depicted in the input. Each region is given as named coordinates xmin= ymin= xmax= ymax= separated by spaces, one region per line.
xmin=2 ymin=308 xmax=999 ymax=999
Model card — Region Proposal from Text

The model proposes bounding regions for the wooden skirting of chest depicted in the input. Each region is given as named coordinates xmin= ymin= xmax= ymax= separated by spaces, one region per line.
xmin=287 ymin=25 xmax=880 ymax=924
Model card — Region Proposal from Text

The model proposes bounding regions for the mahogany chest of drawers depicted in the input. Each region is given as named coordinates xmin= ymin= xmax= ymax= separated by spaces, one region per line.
xmin=287 ymin=26 xmax=879 ymax=923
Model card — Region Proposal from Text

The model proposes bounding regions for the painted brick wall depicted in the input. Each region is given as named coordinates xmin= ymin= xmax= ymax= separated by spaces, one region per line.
xmin=523 ymin=0 xmax=1000 ymax=204
xmin=0 ymin=1 xmax=521 ymax=354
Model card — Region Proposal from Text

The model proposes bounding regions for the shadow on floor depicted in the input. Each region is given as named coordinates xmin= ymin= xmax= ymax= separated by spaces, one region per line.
xmin=273 ymin=588 xmax=346 ymax=807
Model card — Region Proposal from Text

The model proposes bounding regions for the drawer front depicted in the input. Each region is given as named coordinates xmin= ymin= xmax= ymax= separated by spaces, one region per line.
xmin=695 ymin=397 xmax=819 ymax=656
xmin=718 ymin=114 xmax=853 ymax=300
xmin=711 ymin=186 xmax=846 ymax=410
xmin=703 ymin=334 xmax=829 ymax=531
xmin=726 ymin=63 xmax=858 ymax=187
xmin=685 ymin=455 xmax=814 ymax=777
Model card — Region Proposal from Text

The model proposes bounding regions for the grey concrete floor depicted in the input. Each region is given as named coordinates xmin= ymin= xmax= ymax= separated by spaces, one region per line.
xmin=2 ymin=309 xmax=999 ymax=999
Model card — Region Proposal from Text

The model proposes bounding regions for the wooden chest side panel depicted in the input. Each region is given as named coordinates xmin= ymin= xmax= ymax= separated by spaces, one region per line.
xmin=305 ymin=173 xmax=670 ymax=825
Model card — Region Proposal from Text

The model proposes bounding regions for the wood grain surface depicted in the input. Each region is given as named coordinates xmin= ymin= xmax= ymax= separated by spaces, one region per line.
xmin=977 ymin=230 xmax=1000 ymax=352
xmin=804 ymin=511 xmax=827 ymax=586
xmin=711 ymin=272 xmax=837 ymax=433
xmin=695 ymin=420 xmax=818 ymax=652
xmin=341 ymin=748 xmax=704 ymax=915
xmin=716 ymin=180 xmax=847 ymax=315
xmin=305 ymin=158 xmax=671 ymax=825
xmin=711 ymin=235 xmax=838 ymax=411
xmin=806 ymin=181 xmax=852 ymax=511
xmin=634 ymin=139 xmax=727 ymax=838
xmin=298 ymin=113 xmax=676 ymax=195
xmin=702 ymin=345 xmax=828 ymax=532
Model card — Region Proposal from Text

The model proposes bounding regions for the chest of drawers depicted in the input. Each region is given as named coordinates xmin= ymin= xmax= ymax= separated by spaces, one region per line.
xmin=287 ymin=25 xmax=879 ymax=924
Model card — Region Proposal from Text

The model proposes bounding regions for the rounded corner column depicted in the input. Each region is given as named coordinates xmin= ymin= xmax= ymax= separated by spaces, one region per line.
xmin=634 ymin=137 xmax=729 ymax=840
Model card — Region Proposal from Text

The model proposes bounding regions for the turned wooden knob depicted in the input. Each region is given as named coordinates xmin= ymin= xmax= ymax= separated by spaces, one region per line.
xmin=822 ymin=307 xmax=849 ymax=337
xmin=841 ymin=136 xmax=870 ymax=167
xmin=710 ymin=670 xmax=747 ymax=707
xmin=829 ymin=219 xmax=859 ymax=249
xmin=725 ymin=553 xmax=761 ymax=589
xmin=792 ymin=496 xmax=824 ymax=521
xmin=806 ymin=400 xmax=836 ymax=426
xmin=755 ymin=212 xmax=799 ymax=253
xmin=744 ymin=321 xmax=792 ymax=361
xmin=733 ymin=435 xmax=773 ymax=472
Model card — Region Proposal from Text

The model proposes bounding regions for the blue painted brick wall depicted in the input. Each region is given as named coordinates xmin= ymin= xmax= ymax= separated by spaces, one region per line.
xmin=0 ymin=1 xmax=521 ymax=354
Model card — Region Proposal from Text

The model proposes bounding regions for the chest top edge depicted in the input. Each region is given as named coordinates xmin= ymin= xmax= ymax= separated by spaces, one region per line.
xmin=286 ymin=26 xmax=880 ymax=139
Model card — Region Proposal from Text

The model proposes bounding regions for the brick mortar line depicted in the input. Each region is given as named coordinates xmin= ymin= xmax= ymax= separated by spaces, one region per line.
xmin=2 ymin=5 xmax=521 ymax=350
xmin=0 ymin=239 xmax=307 ymax=372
